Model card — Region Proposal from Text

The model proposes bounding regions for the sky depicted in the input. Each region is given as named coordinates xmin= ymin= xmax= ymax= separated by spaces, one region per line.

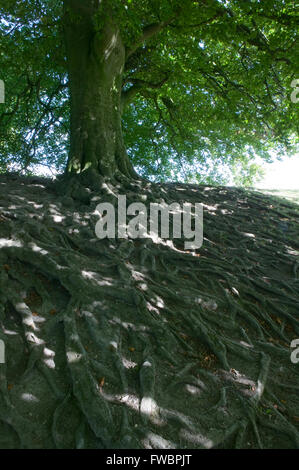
xmin=255 ymin=153 xmax=299 ymax=190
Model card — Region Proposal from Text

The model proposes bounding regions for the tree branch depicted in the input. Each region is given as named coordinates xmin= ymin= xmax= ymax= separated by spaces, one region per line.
xmin=125 ymin=18 xmax=175 ymax=62
xmin=121 ymin=75 xmax=170 ymax=110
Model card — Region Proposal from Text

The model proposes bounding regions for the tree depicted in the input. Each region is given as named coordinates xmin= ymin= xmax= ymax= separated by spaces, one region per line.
xmin=1 ymin=1 xmax=299 ymax=450
xmin=0 ymin=0 xmax=298 ymax=184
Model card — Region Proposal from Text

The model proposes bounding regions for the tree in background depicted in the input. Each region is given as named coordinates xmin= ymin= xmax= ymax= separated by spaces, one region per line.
xmin=0 ymin=0 xmax=298 ymax=184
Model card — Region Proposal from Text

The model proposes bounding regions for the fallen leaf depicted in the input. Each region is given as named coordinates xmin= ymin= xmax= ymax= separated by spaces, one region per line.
xmin=99 ymin=377 xmax=105 ymax=388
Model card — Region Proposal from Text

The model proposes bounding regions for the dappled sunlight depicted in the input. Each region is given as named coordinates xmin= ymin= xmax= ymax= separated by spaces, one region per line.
xmin=21 ymin=393 xmax=39 ymax=403
xmin=28 ymin=242 xmax=48 ymax=255
xmin=27 ymin=201 xmax=43 ymax=209
xmin=1 ymin=175 xmax=299 ymax=449
xmin=239 ymin=341 xmax=253 ymax=349
xmin=66 ymin=351 xmax=82 ymax=363
xmin=1 ymin=328 xmax=18 ymax=336
xmin=140 ymin=397 xmax=162 ymax=425
xmin=43 ymin=347 xmax=56 ymax=369
xmin=180 ymin=430 xmax=213 ymax=449
xmin=109 ymin=316 xmax=150 ymax=333
xmin=185 ymin=384 xmax=203 ymax=396
xmin=43 ymin=358 xmax=56 ymax=369
xmin=121 ymin=356 xmax=137 ymax=369
xmin=81 ymin=270 xmax=113 ymax=286
xmin=51 ymin=214 xmax=65 ymax=223
xmin=142 ymin=432 xmax=175 ymax=449
xmin=0 ymin=238 xmax=23 ymax=248
xmin=100 ymin=391 xmax=140 ymax=412
xmin=241 ymin=232 xmax=256 ymax=238
xmin=25 ymin=331 xmax=44 ymax=345
xmin=14 ymin=302 xmax=40 ymax=331
xmin=109 ymin=341 xmax=118 ymax=351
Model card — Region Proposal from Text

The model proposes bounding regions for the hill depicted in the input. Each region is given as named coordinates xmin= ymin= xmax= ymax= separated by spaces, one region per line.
xmin=0 ymin=174 xmax=298 ymax=449
xmin=257 ymin=189 xmax=299 ymax=206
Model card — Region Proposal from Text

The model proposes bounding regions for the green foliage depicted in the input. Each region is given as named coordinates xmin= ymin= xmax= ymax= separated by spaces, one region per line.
xmin=0 ymin=0 xmax=68 ymax=173
xmin=0 ymin=0 xmax=298 ymax=183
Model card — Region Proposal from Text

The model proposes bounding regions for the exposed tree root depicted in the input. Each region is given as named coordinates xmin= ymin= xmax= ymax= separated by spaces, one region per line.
xmin=0 ymin=173 xmax=298 ymax=448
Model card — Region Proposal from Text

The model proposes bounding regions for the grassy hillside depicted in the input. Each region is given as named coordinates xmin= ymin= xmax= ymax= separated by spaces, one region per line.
xmin=257 ymin=189 xmax=299 ymax=205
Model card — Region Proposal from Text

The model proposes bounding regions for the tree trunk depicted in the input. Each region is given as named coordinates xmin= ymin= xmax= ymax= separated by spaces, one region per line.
xmin=63 ymin=0 xmax=136 ymax=179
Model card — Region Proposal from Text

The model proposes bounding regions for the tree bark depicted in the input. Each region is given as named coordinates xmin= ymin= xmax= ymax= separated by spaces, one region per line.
xmin=63 ymin=0 xmax=136 ymax=179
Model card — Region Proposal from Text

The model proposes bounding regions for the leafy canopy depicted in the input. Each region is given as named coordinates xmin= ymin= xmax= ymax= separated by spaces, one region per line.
xmin=0 ymin=0 xmax=298 ymax=185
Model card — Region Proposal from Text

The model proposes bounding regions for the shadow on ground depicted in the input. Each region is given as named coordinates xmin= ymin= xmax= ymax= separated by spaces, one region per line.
xmin=0 ymin=173 xmax=298 ymax=449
